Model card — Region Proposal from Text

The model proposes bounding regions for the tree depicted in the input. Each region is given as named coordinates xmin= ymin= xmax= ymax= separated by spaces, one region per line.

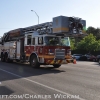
xmin=70 ymin=38 xmax=76 ymax=50
xmin=86 ymin=26 xmax=100 ymax=39
xmin=77 ymin=34 xmax=100 ymax=51
xmin=86 ymin=26 xmax=96 ymax=35
xmin=95 ymin=28 xmax=100 ymax=39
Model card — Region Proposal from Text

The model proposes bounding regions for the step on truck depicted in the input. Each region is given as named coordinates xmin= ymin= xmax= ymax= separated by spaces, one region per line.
xmin=0 ymin=16 xmax=86 ymax=68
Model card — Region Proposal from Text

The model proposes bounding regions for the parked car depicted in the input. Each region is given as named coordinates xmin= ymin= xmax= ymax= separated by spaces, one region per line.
xmin=80 ymin=54 xmax=96 ymax=61
xmin=86 ymin=54 xmax=96 ymax=61
xmin=72 ymin=54 xmax=82 ymax=60
xmin=96 ymin=55 xmax=100 ymax=64
xmin=79 ymin=55 xmax=87 ymax=61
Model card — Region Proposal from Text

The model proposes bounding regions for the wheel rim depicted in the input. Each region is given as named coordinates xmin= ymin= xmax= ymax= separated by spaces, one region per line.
xmin=32 ymin=58 xmax=36 ymax=66
xmin=30 ymin=56 xmax=40 ymax=68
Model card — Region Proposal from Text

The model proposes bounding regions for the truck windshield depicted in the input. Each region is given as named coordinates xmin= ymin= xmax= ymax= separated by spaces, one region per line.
xmin=60 ymin=37 xmax=70 ymax=46
xmin=44 ymin=36 xmax=60 ymax=46
xmin=44 ymin=36 xmax=70 ymax=46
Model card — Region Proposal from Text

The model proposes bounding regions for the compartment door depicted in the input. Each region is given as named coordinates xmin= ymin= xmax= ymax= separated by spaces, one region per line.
xmin=16 ymin=41 xmax=20 ymax=59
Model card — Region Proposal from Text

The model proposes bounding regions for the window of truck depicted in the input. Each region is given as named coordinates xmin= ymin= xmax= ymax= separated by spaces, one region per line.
xmin=44 ymin=36 xmax=60 ymax=46
xmin=38 ymin=37 xmax=43 ymax=44
xmin=61 ymin=37 xmax=70 ymax=46
xmin=44 ymin=36 xmax=70 ymax=46
xmin=27 ymin=35 xmax=32 ymax=45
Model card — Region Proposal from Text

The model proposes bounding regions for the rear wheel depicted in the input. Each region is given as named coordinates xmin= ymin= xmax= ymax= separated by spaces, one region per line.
xmin=53 ymin=64 xmax=61 ymax=68
xmin=30 ymin=55 xmax=40 ymax=68
xmin=1 ymin=53 xmax=5 ymax=62
xmin=5 ymin=53 xmax=10 ymax=63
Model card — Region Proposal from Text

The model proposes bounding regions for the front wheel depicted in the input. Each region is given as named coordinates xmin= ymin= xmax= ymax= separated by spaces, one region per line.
xmin=30 ymin=55 xmax=40 ymax=68
xmin=53 ymin=64 xmax=61 ymax=68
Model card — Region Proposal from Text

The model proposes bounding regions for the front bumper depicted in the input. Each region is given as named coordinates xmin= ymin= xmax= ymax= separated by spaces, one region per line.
xmin=45 ymin=59 xmax=76 ymax=65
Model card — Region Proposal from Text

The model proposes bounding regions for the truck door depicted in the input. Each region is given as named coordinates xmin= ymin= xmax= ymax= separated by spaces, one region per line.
xmin=16 ymin=38 xmax=24 ymax=60
xmin=16 ymin=41 xmax=20 ymax=59
xmin=20 ymin=38 xmax=24 ymax=57
xmin=38 ymin=37 xmax=44 ymax=63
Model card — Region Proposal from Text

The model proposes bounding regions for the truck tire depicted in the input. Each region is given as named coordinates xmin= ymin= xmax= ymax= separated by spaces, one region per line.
xmin=30 ymin=55 xmax=40 ymax=68
xmin=1 ymin=53 xmax=5 ymax=62
xmin=5 ymin=53 xmax=10 ymax=63
xmin=53 ymin=64 xmax=61 ymax=68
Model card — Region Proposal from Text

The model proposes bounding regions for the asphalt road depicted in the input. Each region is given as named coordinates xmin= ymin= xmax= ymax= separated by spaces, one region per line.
xmin=0 ymin=61 xmax=100 ymax=100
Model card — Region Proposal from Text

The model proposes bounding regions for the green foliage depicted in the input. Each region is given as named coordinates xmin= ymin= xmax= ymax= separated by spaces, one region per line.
xmin=70 ymin=38 xmax=76 ymax=50
xmin=86 ymin=26 xmax=100 ymax=39
xmin=86 ymin=27 xmax=96 ymax=35
xmin=77 ymin=34 xmax=100 ymax=51
xmin=71 ymin=26 xmax=100 ymax=52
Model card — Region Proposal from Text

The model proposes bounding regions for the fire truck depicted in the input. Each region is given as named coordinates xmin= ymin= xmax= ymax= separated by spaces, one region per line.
xmin=0 ymin=16 xmax=86 ymax=68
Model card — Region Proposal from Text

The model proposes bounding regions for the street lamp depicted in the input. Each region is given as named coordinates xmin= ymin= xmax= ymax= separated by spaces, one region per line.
xmin=31 ymin=10 xmax=39 ymax=24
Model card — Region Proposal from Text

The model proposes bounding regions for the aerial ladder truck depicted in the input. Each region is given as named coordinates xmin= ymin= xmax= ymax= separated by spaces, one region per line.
xmin=0 ymin=16 xmax=86 ymax=68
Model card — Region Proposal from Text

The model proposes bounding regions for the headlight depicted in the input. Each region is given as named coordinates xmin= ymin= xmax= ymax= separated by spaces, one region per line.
xmin=48 ymin=49 xmax=54 ymax=55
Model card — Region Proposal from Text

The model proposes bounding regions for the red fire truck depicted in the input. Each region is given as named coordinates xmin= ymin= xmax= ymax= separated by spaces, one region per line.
xmin=0 ymin=16 xmax=86 ymax=68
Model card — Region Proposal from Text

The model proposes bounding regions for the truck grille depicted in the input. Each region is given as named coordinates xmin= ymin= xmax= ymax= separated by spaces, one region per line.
xmin=55 ymin=49 xmax=65 ymax=60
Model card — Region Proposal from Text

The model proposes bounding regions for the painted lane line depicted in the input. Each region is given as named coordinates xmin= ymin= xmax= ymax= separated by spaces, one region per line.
xmin=0 ymin=68 xmax=85 ymax=100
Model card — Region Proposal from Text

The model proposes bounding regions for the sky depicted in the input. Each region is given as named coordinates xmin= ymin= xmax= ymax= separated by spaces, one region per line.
xmin=0 ymin=0 xmax=100 ymax=36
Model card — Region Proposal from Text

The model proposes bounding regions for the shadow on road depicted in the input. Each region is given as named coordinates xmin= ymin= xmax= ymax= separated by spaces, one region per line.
xmin=0 ymin=86 xmax=14 ymax=95
xmin=0 ymin=61 xmax=65 ymax=82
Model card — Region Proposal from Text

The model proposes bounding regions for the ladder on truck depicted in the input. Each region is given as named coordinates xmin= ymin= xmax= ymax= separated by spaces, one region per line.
xmin=23 ymin=22 xmax=83 ymax=37
xmin=2 ymin=16 xmax=87 ymax=42
xmin=23 ymin=22 xmax=53 ymax=35
xmin=1 ymin=22 xmax=53 ymax=43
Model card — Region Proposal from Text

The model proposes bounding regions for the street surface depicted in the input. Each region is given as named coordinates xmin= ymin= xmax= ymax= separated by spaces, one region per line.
xmin=0 ymin=61 xmax=100 ymax=100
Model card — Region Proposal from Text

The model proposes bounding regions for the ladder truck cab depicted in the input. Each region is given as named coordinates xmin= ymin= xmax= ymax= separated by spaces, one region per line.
xmin=0 ymin=16 xmax=86 ymax=68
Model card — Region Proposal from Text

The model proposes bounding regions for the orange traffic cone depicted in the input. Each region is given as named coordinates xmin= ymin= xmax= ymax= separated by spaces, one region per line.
xmin=73 ymin=59 xmax=76 ymax=64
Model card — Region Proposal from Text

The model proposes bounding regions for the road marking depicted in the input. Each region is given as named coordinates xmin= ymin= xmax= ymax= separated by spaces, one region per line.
xmin=0 ymin=68 xmax=85 ymax=100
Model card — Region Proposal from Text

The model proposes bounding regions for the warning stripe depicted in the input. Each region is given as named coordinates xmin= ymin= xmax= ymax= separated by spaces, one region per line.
xmin=58 ymin=60 xmax=62 ymax=64
xmin=46 ymin=59 xmax=74 ymax=64
xmin=45 ymin=60 xmax=63 ymax=64
xmin=46 ymin=60 xmax=49 ymax=64
xmin=66 ymin=60 xmax=71 ymax=63
xmin=48 ymin=60 xmax=52 ymax=64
